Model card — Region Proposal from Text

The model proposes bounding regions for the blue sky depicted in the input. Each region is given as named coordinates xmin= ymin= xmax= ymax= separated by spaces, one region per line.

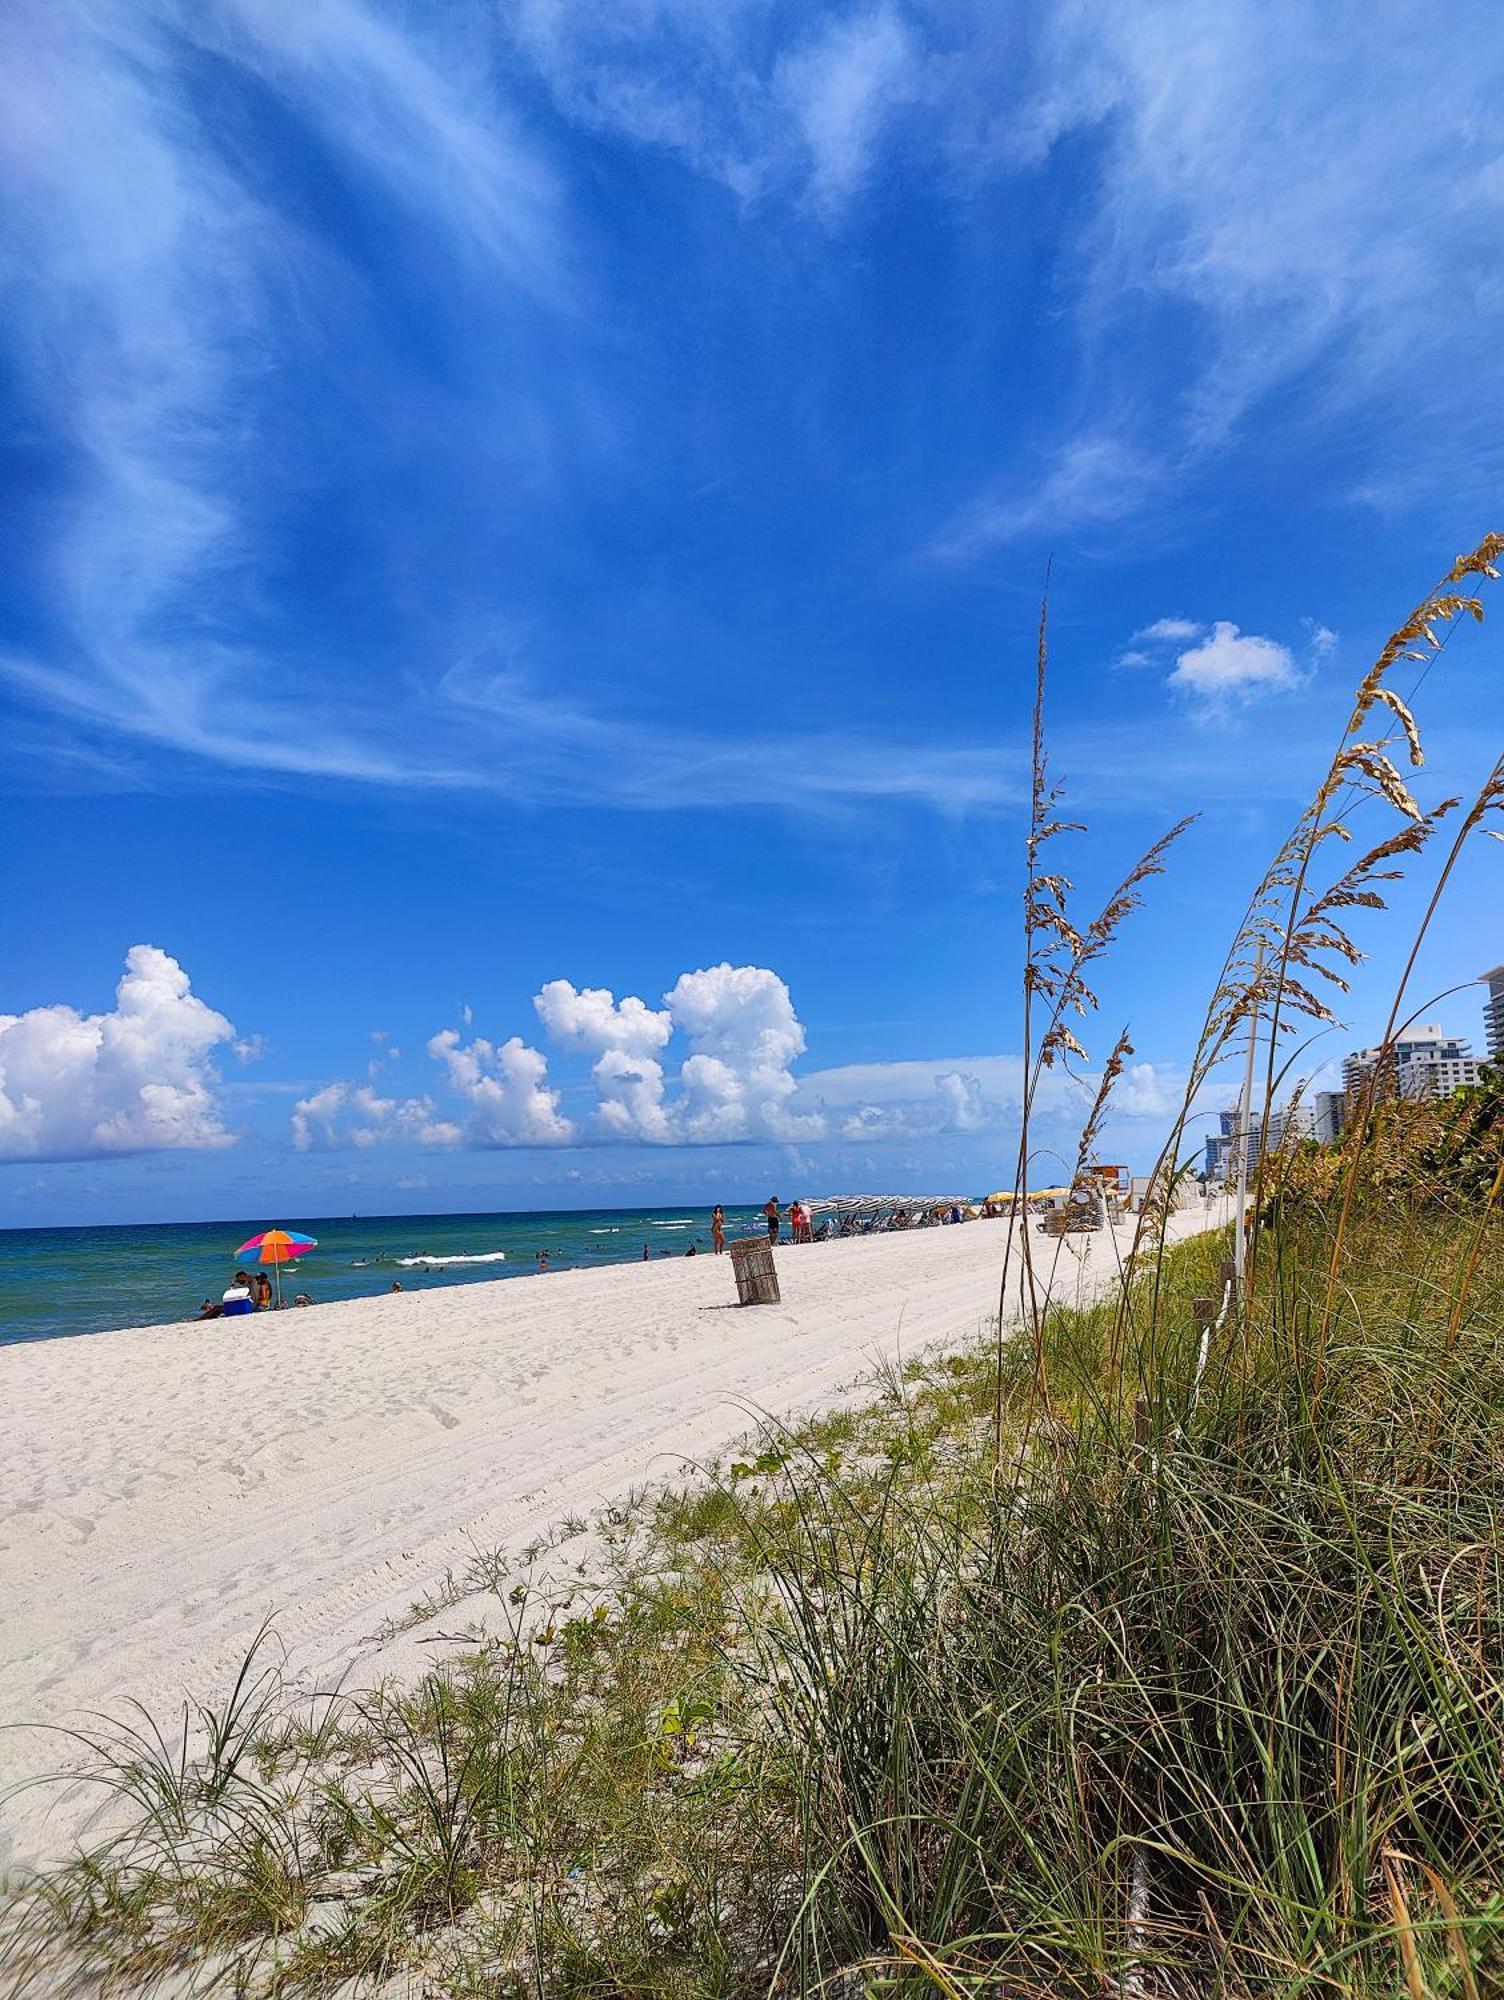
xmin=3 ymin=0 xmax=1502 ymax=1227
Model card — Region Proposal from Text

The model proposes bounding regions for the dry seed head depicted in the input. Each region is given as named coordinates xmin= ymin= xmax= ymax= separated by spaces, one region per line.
xmin=1073 ymin=1027 xmax=1133 ymax=1177
xmin=1370 ymin=686 xmax=1424 ymax=767
xmin=1461 ymin=758 xmax=1504 ymax=833
xmin=1337 ymin=745 xmax=1423 ymax=820
xmin=1034 ymin=819 xmax=1085 ymax=846
xmin=1448 ymin=532 xmax=1504 ymax=580
xmin=1042 ymin=1023 xmax=1089 ymax=1067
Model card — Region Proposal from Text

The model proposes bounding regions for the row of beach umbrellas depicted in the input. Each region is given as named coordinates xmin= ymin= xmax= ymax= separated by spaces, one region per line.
xmin=804 ymin=1194 xmax=966 ymax=1220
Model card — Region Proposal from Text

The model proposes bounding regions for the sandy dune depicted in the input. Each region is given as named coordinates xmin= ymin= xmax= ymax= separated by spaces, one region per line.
xmin=0 ymin=1206 xmax=1220 ymax=1874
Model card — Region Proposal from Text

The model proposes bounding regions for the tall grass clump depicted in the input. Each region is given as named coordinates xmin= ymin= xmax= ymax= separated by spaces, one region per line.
xmin=2 ymin=540 xmax=1502 ymax=1998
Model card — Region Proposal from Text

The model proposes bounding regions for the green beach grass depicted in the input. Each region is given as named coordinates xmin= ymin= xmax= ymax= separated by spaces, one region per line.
xmin=3 ymin=541 xmax=1502 ymax=1997
xmin=4 ymin=1201 xmax=1502 ymax=1997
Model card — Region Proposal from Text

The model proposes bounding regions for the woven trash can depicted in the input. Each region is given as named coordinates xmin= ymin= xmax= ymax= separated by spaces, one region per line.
xmin=729 ymin=1235 xmax=781 ymax=1306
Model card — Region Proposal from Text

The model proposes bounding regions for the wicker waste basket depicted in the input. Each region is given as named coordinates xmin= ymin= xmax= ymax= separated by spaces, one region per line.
xmin=728 ymin=1235 xmax=781 ymax=1305
xmin=1038 ymin=1198 xmax=1102 ymax=1238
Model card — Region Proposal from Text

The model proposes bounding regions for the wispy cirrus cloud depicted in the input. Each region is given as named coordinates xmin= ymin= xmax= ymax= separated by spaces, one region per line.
xmin=506 ymin=0 xmax=925 ymax=213
xmin=0 ymin=0 xmax=1003 ymax=824
xmin=7 ymin=0 xmax=1501 ymax=811
xmin=933 ymin=0 xmax=1504 ymax=546
xmin=775 ymin=4 xmax=919 ymax=214
xmin=1133 ymin=618 xmax=1201 ymax=645
xmin=931 ymin=434 xmax=1161 ymax=560
xmin=211 ymin=0 xmax=566 ymax=292
xmin=0 ymin=0 xmax=571 ymax=789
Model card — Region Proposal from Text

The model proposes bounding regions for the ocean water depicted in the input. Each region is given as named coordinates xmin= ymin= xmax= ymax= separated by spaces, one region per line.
xmin=0 ymin=1205 xmax=771 ymax=1347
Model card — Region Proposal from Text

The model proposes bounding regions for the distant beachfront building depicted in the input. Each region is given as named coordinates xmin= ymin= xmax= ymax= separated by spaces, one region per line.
xmin=1266 ymin=1101 xmax=1313 ymax=1151
xmin=1204 ymin=1107 xmax=1263 ymax=1183
xmin=1343 ymin=1024 xmax=1480 ymax=1107
xmin=1206 ymin=1095 xmax=1337 ymax=1178
xmin=1312 ymin=1090 xmax=1345 ymax=1145
xmin=1482 ymin=964 xmax=1504 ymax=1065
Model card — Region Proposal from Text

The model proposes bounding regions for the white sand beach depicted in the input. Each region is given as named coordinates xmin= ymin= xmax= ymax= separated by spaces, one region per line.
xmin=1 ymin=1205 xmax=1222 ymax=1875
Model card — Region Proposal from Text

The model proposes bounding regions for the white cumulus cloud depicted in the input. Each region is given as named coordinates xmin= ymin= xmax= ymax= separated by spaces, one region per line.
xmin=591 ymin=1049 xmax=674 ymax=1143
xmin=533 ymin=963 xmax=824 ymax=1146
xmin=0 ymin=945 xmax=236 ymax=1162
xmin=290 ymin=1082 xmax=461 ymax=1152
xmin=665 ymin=963 xmax=821 ymax=1144
xmin=533 ymin=979 xmax=672 ymax=1058
xmin=427 ymin=1028 xmax=574 ymax=1146
xmin=288 ymin=966 xmax=1200 ymax=1161
xmin=1168 ymin=622 xmax=1302 ymax=710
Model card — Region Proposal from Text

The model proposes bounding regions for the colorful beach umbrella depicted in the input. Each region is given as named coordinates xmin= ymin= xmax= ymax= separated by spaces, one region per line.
xmin=233 ymin=1228 xmax=317 ymax=1308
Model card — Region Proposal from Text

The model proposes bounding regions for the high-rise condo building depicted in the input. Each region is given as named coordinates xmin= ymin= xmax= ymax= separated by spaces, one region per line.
xmin=1482 ymin=964 xmax=1504 ymax=1065
xmin=1342 ymin=1023 xmax=1480 ymax=1105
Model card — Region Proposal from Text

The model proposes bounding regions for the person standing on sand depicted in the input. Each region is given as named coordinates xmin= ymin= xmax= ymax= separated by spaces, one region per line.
xmin=710 ymin=1205 xmax=726 ymax=1253
xmin=763 ymin=1196 xmax=781 ymax=1244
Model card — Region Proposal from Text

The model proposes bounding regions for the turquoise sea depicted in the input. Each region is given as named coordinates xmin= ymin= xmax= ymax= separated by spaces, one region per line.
xmin=0 ymin=1205 xmax=772 ymax=1346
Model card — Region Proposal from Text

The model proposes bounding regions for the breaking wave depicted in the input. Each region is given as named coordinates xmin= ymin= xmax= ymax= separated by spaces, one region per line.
xmin=395 ymin=1250 xmax=508 ymax=1268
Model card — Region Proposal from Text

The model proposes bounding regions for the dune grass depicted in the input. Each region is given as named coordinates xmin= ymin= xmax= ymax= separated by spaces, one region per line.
xmin=3 ymin=541 xmax=1503 ymax=1997
xmin=4 ymin=1205 xmax=1502 ymax=1997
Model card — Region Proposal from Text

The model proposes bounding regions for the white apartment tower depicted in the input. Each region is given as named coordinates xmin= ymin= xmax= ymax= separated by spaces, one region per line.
xmin=1343 ymin=1023 xmax=1480 ymax=1105
xmin=1483 ymin=964 xmax=1504 ymax=1065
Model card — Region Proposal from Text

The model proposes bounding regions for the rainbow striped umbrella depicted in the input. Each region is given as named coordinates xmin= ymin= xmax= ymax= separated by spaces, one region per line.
xmin=234 ymin=1228 xmax=317 ymax=1308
